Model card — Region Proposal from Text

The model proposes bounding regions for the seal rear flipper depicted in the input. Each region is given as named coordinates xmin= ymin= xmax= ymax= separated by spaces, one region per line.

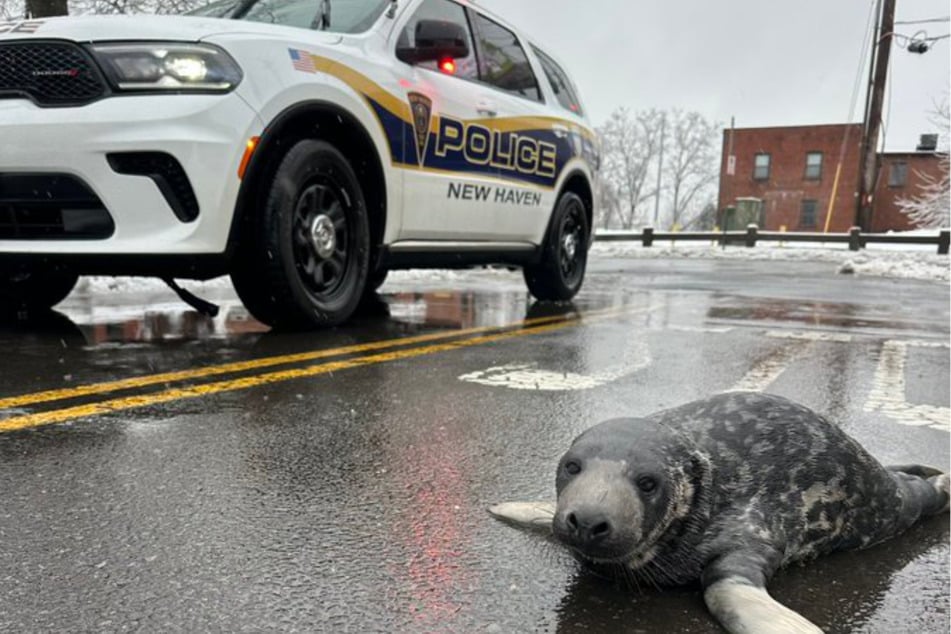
xmin=889 ymin=469 xmax=950 ymax=518
xmin=927 ymin=473 xmax=950 ymax=514
xmin=488 ymin=501 xmax=556 ymax=532
xmin=886 ymin=464 xmax=946 ymax=479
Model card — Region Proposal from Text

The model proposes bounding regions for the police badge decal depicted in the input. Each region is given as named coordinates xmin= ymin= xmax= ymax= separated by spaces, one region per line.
xmin=408 ymin=92 xmax=433 ymax=166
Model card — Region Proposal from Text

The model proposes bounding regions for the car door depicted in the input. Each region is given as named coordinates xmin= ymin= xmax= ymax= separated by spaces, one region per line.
xmin=394 ymin=0 xmax=506 ymax=242
xmin=464 ymin=8 xmax=562 ymax=242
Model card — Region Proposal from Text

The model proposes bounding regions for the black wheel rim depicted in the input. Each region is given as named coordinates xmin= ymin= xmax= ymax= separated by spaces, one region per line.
xmin=291 ymin=176 xmax=353 ymax=298
xmin=558 ymin=201 xmax=586 ymax=287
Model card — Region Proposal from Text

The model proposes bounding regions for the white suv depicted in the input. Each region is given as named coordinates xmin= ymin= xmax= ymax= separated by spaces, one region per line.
xmin=0 ymin=0 xmax=599 ymax=328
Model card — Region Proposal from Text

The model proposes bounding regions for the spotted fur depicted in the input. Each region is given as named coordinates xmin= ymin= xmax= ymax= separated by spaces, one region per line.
xmin=490 ymin=392 xmax=949 ymax=634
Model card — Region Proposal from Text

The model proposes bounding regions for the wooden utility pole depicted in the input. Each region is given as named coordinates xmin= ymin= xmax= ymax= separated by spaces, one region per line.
xmin=25 ymin=0 xmax=68 ymax=17
xmin=856 ymin=0 xmax=896 ymax=231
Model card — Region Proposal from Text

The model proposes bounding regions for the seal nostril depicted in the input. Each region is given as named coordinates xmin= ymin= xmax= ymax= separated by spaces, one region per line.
xmin=591 ymin=521 xmax=611 ymax=539
xmin=567 ymin=512 xmax=579 ymax=530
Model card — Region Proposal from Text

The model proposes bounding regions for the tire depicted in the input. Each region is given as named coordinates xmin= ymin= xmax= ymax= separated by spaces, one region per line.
xmin=366 ymin=268 xmax=388 ymax=293
xmin=0 ymin=269 xmax=78 ymax=315
xmin=524 ymin=192 xmax=589 ymax=301
xmin=231 ymin=139 xmax=370 ymax=329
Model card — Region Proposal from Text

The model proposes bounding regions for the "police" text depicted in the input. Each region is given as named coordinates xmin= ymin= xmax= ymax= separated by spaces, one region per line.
xmin=435 ymin=116 xmax=558 ymax=182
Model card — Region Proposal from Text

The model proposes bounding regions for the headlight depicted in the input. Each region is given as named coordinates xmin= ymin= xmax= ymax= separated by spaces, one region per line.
xmin=90 ymin=42 xmax=243 ymax=92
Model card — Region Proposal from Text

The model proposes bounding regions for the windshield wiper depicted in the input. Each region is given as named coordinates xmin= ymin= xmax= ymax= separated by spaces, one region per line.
xmin=311 ymin=0 xmax=331 ymax=30
xmin=230 ymin=0 xmax=257 ymax=19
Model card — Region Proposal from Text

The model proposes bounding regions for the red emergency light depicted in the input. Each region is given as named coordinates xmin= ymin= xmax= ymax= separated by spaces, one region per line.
xmin=439 ymin=57 xmax=456 ymax=75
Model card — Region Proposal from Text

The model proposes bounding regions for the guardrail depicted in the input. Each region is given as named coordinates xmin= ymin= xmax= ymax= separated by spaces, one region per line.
xmin=595 ymin=226 xmax=950 ymax=255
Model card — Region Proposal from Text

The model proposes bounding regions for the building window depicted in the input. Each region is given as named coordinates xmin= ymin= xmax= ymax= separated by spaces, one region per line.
xmin=753 ymin=153 xmax=771 ymax=181
xmin=805 ymin=152 xmax=823 ymax=180
xmin=888 ymin=161 xmax=908 ymax=187
xmin=800 ymin=200 xmax=818 ymax=229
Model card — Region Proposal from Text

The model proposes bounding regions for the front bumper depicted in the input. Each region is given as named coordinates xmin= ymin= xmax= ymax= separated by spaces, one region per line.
xmin=0 ymin=92 xmax=261 ymax=256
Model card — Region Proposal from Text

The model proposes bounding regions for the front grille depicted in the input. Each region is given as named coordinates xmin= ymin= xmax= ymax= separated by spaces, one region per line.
xmin=0 ymin=173 xmax=115 ymax=239
xmin=0 ymin=40 xmax=108 ymax=106
xmin=107 ymin=152 xmax=200 ymax=222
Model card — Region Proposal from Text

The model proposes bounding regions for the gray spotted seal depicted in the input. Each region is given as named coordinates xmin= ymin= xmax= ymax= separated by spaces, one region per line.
xmin=490 ymin=392 xmax=949 ymax=634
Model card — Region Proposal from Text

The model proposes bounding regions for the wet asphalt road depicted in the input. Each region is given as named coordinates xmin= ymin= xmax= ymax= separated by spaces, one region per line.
xmin=0 ymin=257 xmax=948 ymax=633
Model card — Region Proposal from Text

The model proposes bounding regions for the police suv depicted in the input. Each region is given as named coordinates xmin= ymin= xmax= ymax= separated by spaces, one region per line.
xmin=0 ymin=0 xmax=599 ymax=328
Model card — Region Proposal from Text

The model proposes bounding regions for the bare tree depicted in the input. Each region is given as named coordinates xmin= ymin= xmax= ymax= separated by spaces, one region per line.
xmin=598 ymin=107 xmax=665 ymax=230
xmin=897 ymin=98 xmax=950 ymax=229
xmin=662 ymin=109 xmax=719 ymax=230
xmin=596 ymin=179 xmax=621 ymax=230
xmin=0 ymin=0 xmax=22 ymax=18
xmin=683 ymin=199 xmax=718 ymax=231
xmin=0 ymin=0 xmax=211 ymax=15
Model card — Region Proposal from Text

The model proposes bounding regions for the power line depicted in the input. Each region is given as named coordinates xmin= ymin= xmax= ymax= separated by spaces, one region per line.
xmin=894 ymin=17 xmax=949 ymax=25
xmin=891 ymin=31 xmax=950 ymax=43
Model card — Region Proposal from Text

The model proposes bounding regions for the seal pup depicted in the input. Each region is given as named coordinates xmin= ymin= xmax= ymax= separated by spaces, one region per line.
xmin=490 ymin=392 xmax=949 ymax=634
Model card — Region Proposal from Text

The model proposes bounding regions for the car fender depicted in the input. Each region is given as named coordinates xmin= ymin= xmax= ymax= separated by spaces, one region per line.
xmin=208 ymin=35 xmax=404 ymax=246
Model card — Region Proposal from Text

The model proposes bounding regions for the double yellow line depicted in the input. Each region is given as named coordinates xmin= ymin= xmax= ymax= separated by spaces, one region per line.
xmin=0 ymin=305 xmax=641 ymax=433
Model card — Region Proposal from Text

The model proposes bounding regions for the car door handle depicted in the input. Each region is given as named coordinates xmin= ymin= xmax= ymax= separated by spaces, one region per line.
xmin=552 ymin=124 xmax=569 ymax=138
xmin=476 ymin=101 xmax=498 ymax=117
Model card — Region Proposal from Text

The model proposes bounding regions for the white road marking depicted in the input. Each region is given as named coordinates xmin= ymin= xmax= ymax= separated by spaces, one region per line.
xmin=665 ymin=325 xmax=734 ymax=334
xmin=728 ymin=340 xmax=813 ymax=393
xmin=458 ymin=341 xmax=651 ymax=391
xmin=730 ymin=330 xmax=854 ymax=393
xmin=766 ymin=330 xmax=853 ymax=343
xmin=864 ymin=340 xmax=951 ymax=432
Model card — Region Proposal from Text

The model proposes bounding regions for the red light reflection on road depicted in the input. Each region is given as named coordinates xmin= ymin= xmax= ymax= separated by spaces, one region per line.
xmin=386 ymin=420 xmax=474 ymax=628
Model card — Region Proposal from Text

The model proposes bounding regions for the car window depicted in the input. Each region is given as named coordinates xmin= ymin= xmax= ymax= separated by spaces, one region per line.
xmin=532 ymin=46 xmax=582 ymax=116
xmin=471 ymin=12 xmax=542 ymax=102
xmin=397 ymin=0 xmax=478 ymax=80
xmin=231 ymin=0 xmax=389 ymax=34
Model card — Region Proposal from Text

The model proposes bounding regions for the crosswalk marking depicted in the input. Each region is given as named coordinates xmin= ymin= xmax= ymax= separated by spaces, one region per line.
xmin=457 ymin=324 xmax=948 ymax=433
xmin=864 ymin=340 xmax=951 ymax=432
xmin=728 ymin=340 xmax=813 ymax=393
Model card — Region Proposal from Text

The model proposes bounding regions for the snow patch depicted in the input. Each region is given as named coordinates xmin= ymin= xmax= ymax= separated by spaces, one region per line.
xmin=68 ymin=236 xmax=948 ymax=304
xmin=590 ymin=239 xmax=949 ymax=282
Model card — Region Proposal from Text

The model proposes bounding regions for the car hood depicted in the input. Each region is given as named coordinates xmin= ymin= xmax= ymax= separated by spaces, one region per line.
xmin=0 ymin=14 xmax=342 ymax=45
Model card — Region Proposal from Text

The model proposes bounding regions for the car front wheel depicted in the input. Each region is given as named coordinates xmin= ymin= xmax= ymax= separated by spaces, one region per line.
xmin=231 ymin=139 xmax=370 ymax=329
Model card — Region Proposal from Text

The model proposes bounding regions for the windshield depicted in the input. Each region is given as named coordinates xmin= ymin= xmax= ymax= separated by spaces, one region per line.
xmin=188 ymin=0 xmax=389 ymax=34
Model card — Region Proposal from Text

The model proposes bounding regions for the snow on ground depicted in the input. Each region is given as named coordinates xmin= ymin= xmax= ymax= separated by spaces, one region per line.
xmin=71 ymin=233 xmax=949 ymax=300
xmin=590 ymin=239 xmax=950 ymax=282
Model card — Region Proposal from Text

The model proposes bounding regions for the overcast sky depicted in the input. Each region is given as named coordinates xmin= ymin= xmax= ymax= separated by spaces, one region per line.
xmin=479 ymin=0 xmax=950 ymax=152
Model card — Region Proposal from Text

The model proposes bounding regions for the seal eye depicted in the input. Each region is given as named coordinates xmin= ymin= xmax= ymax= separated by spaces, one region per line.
xmin=637 ymin=476 xmax=658 ymax=493
xmin=565 ymin=461 xmax=582 ymax=476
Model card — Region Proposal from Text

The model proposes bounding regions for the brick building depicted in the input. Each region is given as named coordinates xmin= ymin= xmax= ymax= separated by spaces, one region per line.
xmin=717 ymin=123 xmax=945 ymax=233
xmin=872 ymin=151 xmax=945 ymax=231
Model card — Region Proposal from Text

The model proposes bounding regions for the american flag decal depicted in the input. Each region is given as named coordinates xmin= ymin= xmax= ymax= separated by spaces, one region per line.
xmin=0 ymin=20 xmax=44 ymax=34
xmin=288 ymin=48 xmax=318 ymax=74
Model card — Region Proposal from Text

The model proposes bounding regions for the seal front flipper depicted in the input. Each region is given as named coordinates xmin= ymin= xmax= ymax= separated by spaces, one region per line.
xmin=488 ymin=501 xmax=556 ymax=532
xmin=702 ymin=549 xmax=823 ymax=634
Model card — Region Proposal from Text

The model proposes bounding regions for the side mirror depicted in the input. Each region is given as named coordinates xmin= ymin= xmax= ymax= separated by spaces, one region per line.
xmin=397 ymin=19 xmax=470 ymax=65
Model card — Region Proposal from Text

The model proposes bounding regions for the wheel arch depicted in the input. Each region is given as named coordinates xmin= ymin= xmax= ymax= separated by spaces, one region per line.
xmin=228 ymin=100 xmax=388 ymax=273
xmin=555 ymin=169 xmax=594 ymax=243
